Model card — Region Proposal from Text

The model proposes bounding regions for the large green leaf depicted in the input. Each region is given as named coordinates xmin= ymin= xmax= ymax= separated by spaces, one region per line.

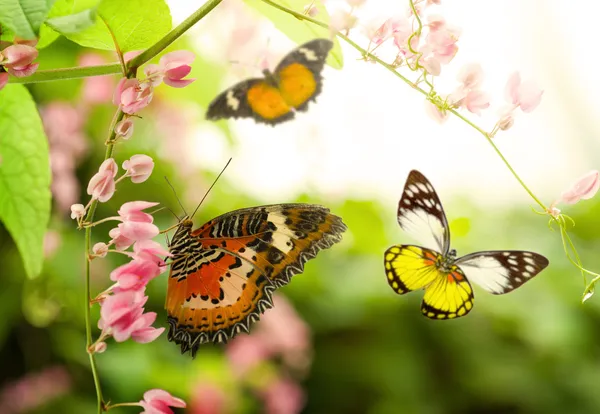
xmin=244 ymin=0 xmax=343 ymax=69
xmin=0 ymin=0 xmax=55 ymax=39
xmin=56 ymin=0 xmax=171 ymax=51
xmin=0 ymin=85 xmax=51 ymax=278
xmin=37 ymin=0 xmax=100 ymax=49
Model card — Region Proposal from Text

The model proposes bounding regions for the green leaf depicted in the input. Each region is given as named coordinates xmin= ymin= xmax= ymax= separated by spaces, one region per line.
xmin=0 ymin=85 xmax=51 ymax=279
xmin=37 ymin=0 xmax=100 ymax=49
xmin=57 ymin=0 xmax=171 ymax=52
xmin=244 ymin=0 xmax=343 ymax=69
xmin=0 ymin=0 xmax=55 ymax=39
xmin=44 ymin=8 xmax=95 ymax=34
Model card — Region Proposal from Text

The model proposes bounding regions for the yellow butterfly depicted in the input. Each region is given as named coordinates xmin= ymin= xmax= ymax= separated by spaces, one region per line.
xmin=384 ymin=170 xmax=549 ymax=319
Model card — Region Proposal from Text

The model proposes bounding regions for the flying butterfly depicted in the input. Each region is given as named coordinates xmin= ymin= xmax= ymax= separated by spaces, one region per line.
xmin=206 ymin=38 xmax=334 ymax=125
xmin=165 ymin=169 xmax=346 ymax=356
xmin=384 ymin=170 xmax=549 ymax=319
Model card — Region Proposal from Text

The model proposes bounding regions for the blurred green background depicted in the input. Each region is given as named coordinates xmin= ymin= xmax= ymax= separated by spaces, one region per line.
xmin=2 ymin=0 xmax=600 ymax=413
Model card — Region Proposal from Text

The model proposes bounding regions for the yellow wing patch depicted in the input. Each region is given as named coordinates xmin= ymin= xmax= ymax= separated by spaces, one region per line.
xmin=384 ymin=245 xmax=474 ymax=320
xmin=247 ymin=82 xmax=292 ymax=120
xmin=278 ymin=63 xmax=317 ymax=108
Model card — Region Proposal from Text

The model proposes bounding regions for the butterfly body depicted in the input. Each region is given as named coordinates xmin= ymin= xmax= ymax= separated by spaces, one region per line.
xmin=206 ymin=38 xmax=334 ymax=125
xmin=385 ymin=170 xmax=549 ymax=319
xmin=166 ymin=203 xmax=346 ymax=356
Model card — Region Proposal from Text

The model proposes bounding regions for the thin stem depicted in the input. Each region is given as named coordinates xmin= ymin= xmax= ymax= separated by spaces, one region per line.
xmin=7 ymin=64 xmax=122 ymax=84
xmin=105 ymin=402 xmax=142 ymax=410
xmin=9 ymin=0 xmax=224 ymax=85
xmin=83 ymin=110 xmax=122 ymax=414
xmin=127 ymin=0 xmax=224 ymax=71
xmin=85 ymin=224 xmax=104 ymax=414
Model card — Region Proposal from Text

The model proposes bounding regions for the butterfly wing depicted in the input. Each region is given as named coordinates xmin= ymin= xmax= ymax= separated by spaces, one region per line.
xmin=206 ymin=78 xmax=295 ymax=125
xmin=397 ymin=170 xmax=451 ymax=255
xmin=274 ymin=38 xmax=333 ymax=112
xmin=384 ymin=245 xmax=474 ymax=319
xmin=455 ymin=251 xmax=549 ymax=294
xmin=166 ymin=204 xmax=346 ymax=356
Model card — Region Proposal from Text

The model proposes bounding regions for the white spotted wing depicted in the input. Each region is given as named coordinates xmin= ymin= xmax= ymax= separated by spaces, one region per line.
xmin=456 ymin=251 xmax=548 ymax=294
xmin=397 ymin=170 xmax=451 ymax=255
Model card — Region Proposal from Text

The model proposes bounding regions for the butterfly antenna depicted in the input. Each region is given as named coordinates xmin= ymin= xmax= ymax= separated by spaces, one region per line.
xmin=190 ymin=158 xmax=232 ymax=219
xmin=164 ymin=176 xmax=188 ymax=218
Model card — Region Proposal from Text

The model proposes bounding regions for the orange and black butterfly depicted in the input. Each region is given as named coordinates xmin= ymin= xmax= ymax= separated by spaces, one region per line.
xmin=166 ymin=203 xmax=346 ymax=356
xmin=206 ymin=38 xmax=334 ymax=125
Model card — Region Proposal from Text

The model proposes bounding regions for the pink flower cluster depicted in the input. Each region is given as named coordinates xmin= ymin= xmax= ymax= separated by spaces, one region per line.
xmin=0 ymin=366 xmax=71 ymax=414
xmin=88 ymin=200 xmax=168 ymax=351
xmin=219 ymin=295 xmax=311 ymax=414
xmin=332 ymin=0 xmax=544 ymax=133
xmin=41 ymin=102 xmax=89 ymax=213
xmin=0 ymin=40 xmax=39 ymax=90
xmin=110 ymin=50 xmax=195 ymax=143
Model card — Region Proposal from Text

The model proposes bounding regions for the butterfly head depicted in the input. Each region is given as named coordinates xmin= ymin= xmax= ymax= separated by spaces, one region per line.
xmin=262 ymin=69 xmax=277 ymax=86
xmin=169 ymin=216 xmax=193 ymax=247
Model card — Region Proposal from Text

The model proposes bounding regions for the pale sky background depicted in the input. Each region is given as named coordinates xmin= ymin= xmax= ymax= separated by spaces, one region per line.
xmin=166 ymin=0 xmax=600 ymax=210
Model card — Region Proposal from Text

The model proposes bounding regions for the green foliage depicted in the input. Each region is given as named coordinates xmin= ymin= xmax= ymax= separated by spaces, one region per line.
xmin=51 ymin=0 xmax=172 ymax=52
xmin=0 ymin=0 xmax=55 ymax=39
xmin=37 ymin=0 xmax=100 ymax=48
xmin=0 ymin=85 xmax=51 ymax=279
xmin=244 ymin=0 xmax=344 ymax=69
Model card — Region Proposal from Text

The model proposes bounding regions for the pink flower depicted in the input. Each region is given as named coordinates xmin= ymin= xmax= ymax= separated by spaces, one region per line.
xmin=79 ymin=53 xmax=114 ymax=103
xmin=123 ymin=154 xmax=155 ymax=183
xmin=92 ymin=242 xmax=109 ymax=258
xmin=463 ymin=90 xmax=490 ymax=115
xmin=303 ymin=4 xmax=318 ymax=17
xmin=346 ymin=0 xmax=366 ymax=7
xmin=424 ymin=100 xmax=448 ymax=124
xmin=1 ymin=44 xmax=39 ymax=77
xmin=109 ymin=226 xmax=135 ymax=250
xmin=497 ymin=110 xmax=514 ymax=131
xmin=113 ymin=78 xmax=153 ymax=114
xmin=159 ymin=51 xmax=196 ymax=88
xmin=98 ymin=290 xmax=164 ymax=343
xmin=70 ymin=203 xmax=86 ymax=220
xmin=227 ymin=335 xmax=271 ymax=376
xmin=190 ymin=383 xmax=227 ymax=414
xmin=427 ymin=14 xmax=446 ymax=31
xmin=262 ymin=377 xmax=305 ymax=414
xmin=329 ymin=9 xmax=357 ymax=34
xmin=139 ymin=389 xmax=186 ymax=414
xmin=111 ymin=201 xmax=160 ymax=242
xmin=92 ymin=341 xmax=107 ymax=353
xmin=505 ymin=72 xmax=543 ymax=112
xmin=118 ymin=200 xmax=159 ymax=223
xmin=424 ymin=27 xmax=459 ymax=65
xmin=133 ymin=239 xmax=171 ymax=265
xmin=559 ymin=170 xmax=600 ymax=205
xmin=457 ymin=63 xmax=484 ymax=89
xmin=0 ymin=72 xmax=8 ymax=90
xmin=87 ymin=158 xmax=118 ymax=202
xmin=115 ymin=222 xmax=159 ymax=243
xmin=110 ymin=259 xmax=163 ymax=292
xmin=115 ymin=118 xmax=134 ymax=140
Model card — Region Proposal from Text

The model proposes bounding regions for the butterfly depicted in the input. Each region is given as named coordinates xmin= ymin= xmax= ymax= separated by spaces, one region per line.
xmin=384 ymin=170 xmax=549 ymax=319
xmin=166 ymin=203 xmax=346 ymax=356
xmin=206 ymin=38 xmax=334 ymax=125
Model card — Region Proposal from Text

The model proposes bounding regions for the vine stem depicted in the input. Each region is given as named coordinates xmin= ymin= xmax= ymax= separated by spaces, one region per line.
xmin=7 ymin=0 xmax=224 ymax=84
xmin=79 ymin=0 xmax=224 ymax=412
xmin=258 ymin=0 xmax=546 ymax=212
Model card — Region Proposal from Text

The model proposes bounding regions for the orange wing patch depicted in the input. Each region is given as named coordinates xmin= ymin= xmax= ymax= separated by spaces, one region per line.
xmin=246 ymin=82 xmax=291 ymax=120
xmin=278 ymin=63 xmax=317 ymax=109
xmin=166 ymin=204 xmax=346 ymax=357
